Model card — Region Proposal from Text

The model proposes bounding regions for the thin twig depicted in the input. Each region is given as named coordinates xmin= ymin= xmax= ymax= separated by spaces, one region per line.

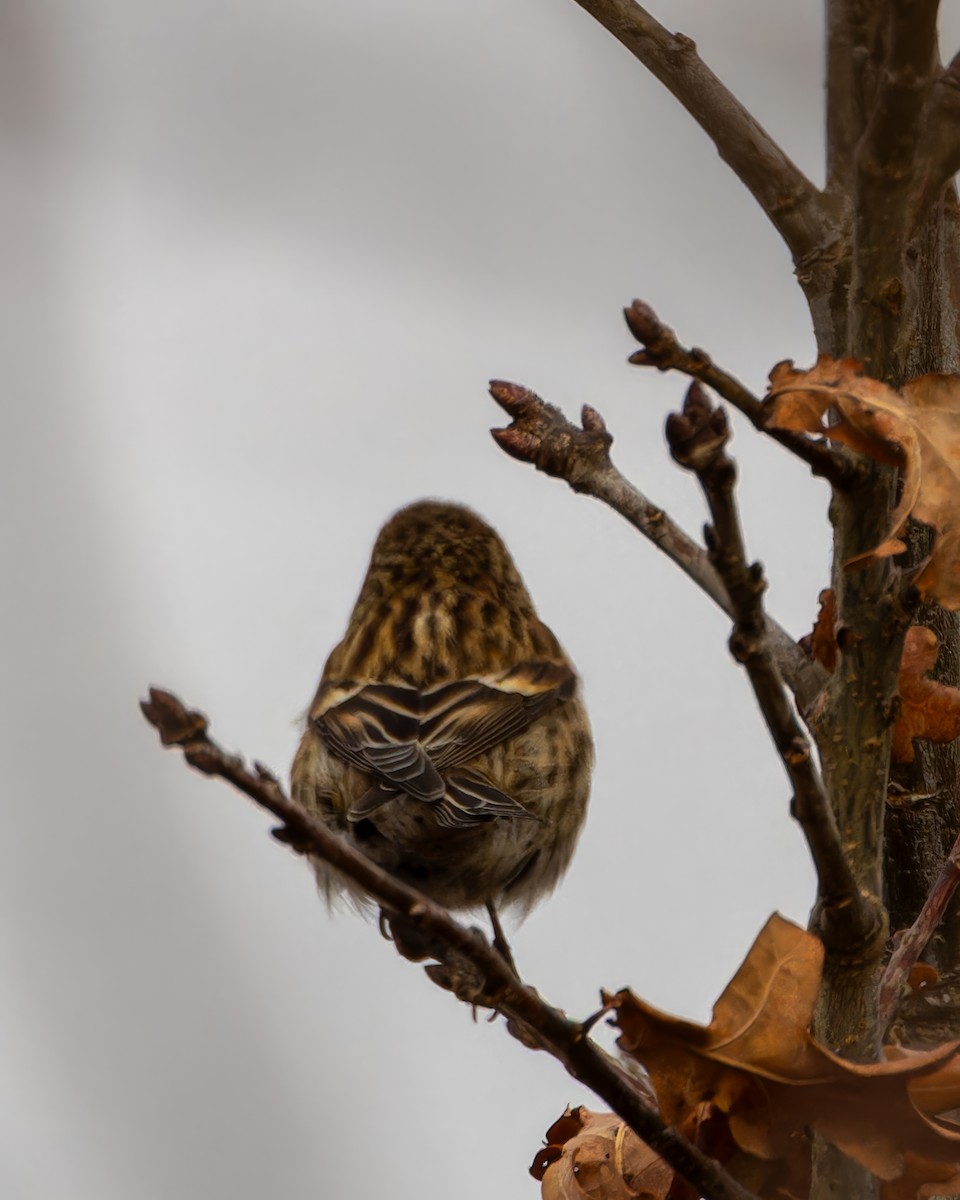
xmin=140 ymin=687 xmax=760 ymax=1200
xmin=624 ymin=300 xmax=858 ymax=488
xmin=488 ymin=380 xmax=828 ymax=710
xmin=878 ymin=828 xmax=960 ymax=1033
xmin=569 ymin=0 xmax=835 ymax=262
xmin=663 ymin=384 xmax=884 ymax=956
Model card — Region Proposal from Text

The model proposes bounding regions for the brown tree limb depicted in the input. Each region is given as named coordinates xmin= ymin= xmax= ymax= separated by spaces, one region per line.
xmin=878 ymin=825 xmax=960 ymax=1035
xmin=623 ymin=300 xmax=860 ymax=488
xmin=824 ymin=0 xmax=880 ymax=198
xmin=663 ymin=383 xmax=884 ymax=956
xmin=569 ymin=0 xmax=836 ymax=263
xmin=139 ymin=687 xmax=761 ymax=1200
xmin=852 ymin=0 xmax=941 ymax=374
xmin=862 ymin=0 xmax=939 ymax=183
xmin=488 ymin=380 xmax=828 ymax=710
xmin=910 ymin=53 xmax=960 ymax=231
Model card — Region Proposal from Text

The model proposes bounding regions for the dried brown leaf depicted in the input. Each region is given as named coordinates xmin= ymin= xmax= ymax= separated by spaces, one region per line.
xmin=880 ymin=1152 xmax=960 ymax=1200
xmin=903 ymin=1044 xmax=960 ymax=1117
xmin=764 ymin=360 xmax=960 ymax=606
xmin=800 ymin=588 xmax=838 ymax=673
xmin=799 ymin=593 xmax=960 ymax=764
xmin=532 ymin=1107 xmax=674 ymax=1200
xmin=892 ymin=626 xmax=960 ymax=762
xmin=612 ymin=915 xmax=960 ymax=1190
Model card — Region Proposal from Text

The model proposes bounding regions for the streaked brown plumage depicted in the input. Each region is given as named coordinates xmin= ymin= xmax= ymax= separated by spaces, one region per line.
xmin=291 ymin=500 xmax=592 ymax=913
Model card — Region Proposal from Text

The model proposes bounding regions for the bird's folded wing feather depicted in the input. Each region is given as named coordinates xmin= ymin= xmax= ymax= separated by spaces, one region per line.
xmin=422 ymin=661 xmax=576 ymax=770
xmin=313 ymin=683 xmax=445 ymax=801
xmin=313 ymin=661 xmax=576 ymax=813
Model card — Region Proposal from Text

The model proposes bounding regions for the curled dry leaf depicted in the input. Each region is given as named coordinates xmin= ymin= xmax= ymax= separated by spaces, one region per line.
xmin=534 ymin=1102 xmax=806 ymax=1200
xmin=531 ymin=919 xmax=960 ymax=1198
xmin=531 ymin=1106 xmax=674 ymax=1200
xmin=764 ymin=359 xmax=960 ymax=608
xmin=610 ymin=915 xmax=960 ymax=1193
xmin=880 ymin=1048 xmax=960 ymax=1199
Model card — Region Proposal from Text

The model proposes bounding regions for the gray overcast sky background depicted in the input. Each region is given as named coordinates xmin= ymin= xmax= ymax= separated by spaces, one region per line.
xmin=6 ymin=4 xmax=959 ymax=1199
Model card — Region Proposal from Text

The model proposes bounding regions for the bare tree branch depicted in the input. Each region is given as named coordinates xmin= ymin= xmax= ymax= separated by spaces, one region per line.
xmin=862 ymin=0 xmax=939 ymax=183
xmin=853 ymin=0 xmax=941 ymax=372
xmin=569 ymin=0 xmax=837 ymax=262
xmin=878 ymin=825 xmax=960 ymax=1034
xmin=140 ymin=687 xmax=761 ymax=1200
xmin=623 ymin=300 xmax=860 ymax=487
xmin=488 ymin=381 xmax=828 ymax=710
xmin=663 ymin=383 xmax=885 ymax=956
xmin=824 ymin=0 xmax=878 ymax=197
xmin=910 ymin=53 xmax=960 ymax=230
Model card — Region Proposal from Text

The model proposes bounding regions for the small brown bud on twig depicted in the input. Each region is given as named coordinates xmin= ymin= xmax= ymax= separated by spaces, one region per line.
xmin=140 ymin=687 xmax=209 ymax=745
xmin=489 ymin=381 xmax=613 ymax=485
xmin=665 ymin=382 xmax=729 ymax=471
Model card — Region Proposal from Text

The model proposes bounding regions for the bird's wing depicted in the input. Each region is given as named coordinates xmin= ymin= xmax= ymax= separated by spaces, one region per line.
xmin=313 ymin=683 xmax=445 ymax=802
xmin=314 ymin=662 xmax=576 ymax=825
xmin=421 ymin=661 xmax=577 ymax=772
xmin=433 ymin=769 xmax=541 ymax=828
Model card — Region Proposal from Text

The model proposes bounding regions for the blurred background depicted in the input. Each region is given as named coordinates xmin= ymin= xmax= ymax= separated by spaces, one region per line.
xmin=7 ymin=2 xmax=955 ymax=1198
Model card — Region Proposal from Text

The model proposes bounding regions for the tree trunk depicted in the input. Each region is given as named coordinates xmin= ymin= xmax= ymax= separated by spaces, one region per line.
xmin=805 ymin=10 xmax=960 ymax=1197
xmin=886 ymin=199 xmax=960 ymax=1051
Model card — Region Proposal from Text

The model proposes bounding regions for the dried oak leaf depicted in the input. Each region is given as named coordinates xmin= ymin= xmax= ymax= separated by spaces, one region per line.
xmin=531 ymin=1106 xmax=674 ymax=1200
xmin=880 ymin=1151 xmax=960 ymax=1200
xmin=764 ymin=359 xmax=960 ymax=608
xmin=533 ymin=1100 xmax=806 ymax=1200
xmin=800 ymin=590 xmax=960 ymax=764
xmin=800 ymin=587 xmax=838 ymax=673
xmin=610 ymin=914 xmax=960 ymax=1189
xmin=892 ymin=626 xmax=960 ymax=763
xmin=881 ymin=1049 xmax=960 ymax=1199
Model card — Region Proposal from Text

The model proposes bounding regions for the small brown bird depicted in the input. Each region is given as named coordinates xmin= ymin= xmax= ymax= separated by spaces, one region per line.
xmin=291 ymin=500 xmax=592 ymax=918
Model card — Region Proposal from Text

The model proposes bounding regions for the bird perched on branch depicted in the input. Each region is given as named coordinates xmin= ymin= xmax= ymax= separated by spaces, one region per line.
xmin=291 ymin=500 xmax=592 ymax=919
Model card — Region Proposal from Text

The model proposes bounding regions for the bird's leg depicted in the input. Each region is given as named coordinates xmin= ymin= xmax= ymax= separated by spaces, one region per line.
xmin=486 ymin=900 xmax=519 ymax=977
